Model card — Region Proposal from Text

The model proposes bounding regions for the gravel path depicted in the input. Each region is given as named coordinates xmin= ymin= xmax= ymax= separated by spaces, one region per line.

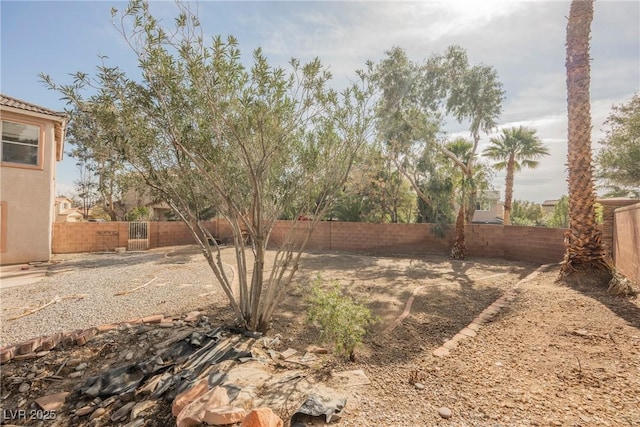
xmin=1 ymin=247 xmax=230 ymax=347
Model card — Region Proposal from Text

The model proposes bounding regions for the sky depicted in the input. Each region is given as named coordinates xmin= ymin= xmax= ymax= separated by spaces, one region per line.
xmin=1 ymin=0 xmax=639 ymax=204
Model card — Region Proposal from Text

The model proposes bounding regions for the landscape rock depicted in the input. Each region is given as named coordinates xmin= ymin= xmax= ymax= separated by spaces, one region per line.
xmin=172 ymin=378 xmax=209 ymax=416
xmin=241 ymin=408 xmax=284 ymax=427
xmin=438 ymin=407 xmax=452 ymax=419
xmin=35 ymin=391 xmax=69 ymax=411
xmin=110 ymin=401 xmax=135 ymax=422
xmin=176 ymin=386 xmax=239 ymax=427
xmin=75 ymin=406 xmax=94 ymax=417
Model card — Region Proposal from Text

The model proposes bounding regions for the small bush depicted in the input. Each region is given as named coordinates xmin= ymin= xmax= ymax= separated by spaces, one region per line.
xmin=305 ymin=276 xmax=377 ymax=360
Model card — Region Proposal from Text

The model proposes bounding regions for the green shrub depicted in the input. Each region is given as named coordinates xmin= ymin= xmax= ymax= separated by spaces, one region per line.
xmin=305 ymin=277 xmax=377 ymax=360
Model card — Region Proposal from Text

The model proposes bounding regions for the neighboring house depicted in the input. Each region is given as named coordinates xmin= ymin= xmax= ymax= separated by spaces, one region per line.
xmin=54 ymin=197 xmax=84 ymax=222
xmin=121 ymin=185 xmax=172 ymax=221
xmin=472 ymin=190 xmax=504 ymax=224
xmin=1 ymin=94 xmax=68 ymax=265
xmin=541 ymin=199 xmax=560 ymax=214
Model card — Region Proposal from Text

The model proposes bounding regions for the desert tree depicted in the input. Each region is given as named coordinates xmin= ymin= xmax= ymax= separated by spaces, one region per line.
xmin=43 ymin=0 xmax=374 ymax=331
xmin=372 ymin=46 xmax=504 ymax=258
xmin=595 ymin=93 xmax=640 ymax=197
xmin=482 ymin=126 xmax=549 ymax=225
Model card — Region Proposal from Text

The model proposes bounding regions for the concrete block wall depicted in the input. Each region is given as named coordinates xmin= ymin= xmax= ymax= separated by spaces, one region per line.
xmin=52 ymin=222 xmax=128 ymax=253
xmin=52 ymin=219 xmax=570 ymax=265
xmin=612 ymin=203 xmax=640 ymax=284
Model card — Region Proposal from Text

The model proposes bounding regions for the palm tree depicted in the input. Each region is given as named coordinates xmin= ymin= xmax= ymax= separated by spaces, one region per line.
xmin=561 ymin=0 xmax=612 ymax=284
xmin=483 ymin=126 xmax=549 ymax=225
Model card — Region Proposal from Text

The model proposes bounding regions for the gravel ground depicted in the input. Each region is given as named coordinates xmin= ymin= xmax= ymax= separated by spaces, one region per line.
xmin=1 ymin=247 xmax=229 ymax=347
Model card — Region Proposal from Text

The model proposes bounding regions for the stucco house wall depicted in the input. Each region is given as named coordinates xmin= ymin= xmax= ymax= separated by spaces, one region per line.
xmin=1 ymin=95 xmax=67 ymax=265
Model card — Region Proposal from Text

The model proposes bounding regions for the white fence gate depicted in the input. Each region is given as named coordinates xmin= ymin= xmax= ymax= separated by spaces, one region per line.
xmin=128 ymin=222 xmax=149 ymax=251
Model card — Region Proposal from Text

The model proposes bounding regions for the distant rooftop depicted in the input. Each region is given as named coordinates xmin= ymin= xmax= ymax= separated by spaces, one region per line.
xmin=1 ymin=94 xmax=67 ymax=119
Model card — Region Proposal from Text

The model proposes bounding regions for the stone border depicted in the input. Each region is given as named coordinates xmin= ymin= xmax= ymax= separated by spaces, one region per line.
xmin=0 ymin=311 xmax=206 ymax=364
xmin=432 ymin=263 xmax=555 ymax=357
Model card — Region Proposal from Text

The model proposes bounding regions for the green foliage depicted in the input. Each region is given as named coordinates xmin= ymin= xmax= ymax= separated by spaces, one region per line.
xmin=306 ymin=277 xmax=377 ymax=359
xmin=371 ymin=45 xmax=504 ymax=237
xmin=595 ymin=93 xmax=640 ymax=197
xmin=126 ymin=206 xmax=150 ymax=222
xmin=547 ymin=196 xmax=569 ymax=228
xmin=510 ymin=200 xmax=545 ymax=226
xmin=43 ymin=0 xmax=373 ymax=332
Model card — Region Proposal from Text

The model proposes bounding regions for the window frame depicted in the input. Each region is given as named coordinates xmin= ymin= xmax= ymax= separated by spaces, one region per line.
xmin=1 ymin=118 xmax=45 ymax=170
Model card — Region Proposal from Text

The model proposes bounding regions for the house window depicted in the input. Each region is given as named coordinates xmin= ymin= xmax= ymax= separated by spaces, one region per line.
xmin=1 ymin=120 xmax=40 ymax=166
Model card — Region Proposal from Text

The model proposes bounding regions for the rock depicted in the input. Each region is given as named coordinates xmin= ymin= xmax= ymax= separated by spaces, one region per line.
xmin=18 ymin=382 xmax=30 ymax=393
xmin=176 ymin=386 xmax=241 ymax=427
xmin=90 ymin=407 xmax=107 ymax=420
xmin=69 ymin=371 xmax=84 ymax=378
xmin=172 ymin=378 xmax=209 ymax=416
xmin=414 ymin=383 xmax=425 ymax=390
xmin=76 ymin=363 xmax=89 ymax=371
xmin=125 ymin=351 xmax=134 ymax=361
xmin=110 ymin=402 xmax=135 ymax=422
xmin=204 ymin=406 xmax=248 ymax=425
xmin=131 ymin=400 xmax=155 ymax=419
xmin=438 ymin=407 xmax=452 ymax=419
xmin=306 ymin=345 xmax=328 ymax=354
xmin=76 ymin=406 xmax=94 ymax=417
xmin=280 ymin=348 xmax=297 ymax=359
xmin=35 ymin=391 xmax=69 ymax=411
xmin=241 ymin=408 xmax=284 ymax=427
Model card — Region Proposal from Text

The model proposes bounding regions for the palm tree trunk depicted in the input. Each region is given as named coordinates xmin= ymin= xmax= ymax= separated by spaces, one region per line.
xmin=561 ymin=0 xmax=610 ymax=279
xmin=503 ymin=155 xmax=515 ymax=225
xmin=450 ymin=204 xmax=466 ymax=259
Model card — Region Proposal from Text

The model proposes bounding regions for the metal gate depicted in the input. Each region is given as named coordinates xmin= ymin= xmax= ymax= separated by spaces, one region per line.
xmin=128 ymin=222 xmax=149 ymax=251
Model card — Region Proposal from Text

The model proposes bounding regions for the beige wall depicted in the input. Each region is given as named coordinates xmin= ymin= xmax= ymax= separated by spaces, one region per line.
xmin=1 ymin=112 xmax=57 ymax=264
xmin=613 ymin=203 xmax=640 ymax=284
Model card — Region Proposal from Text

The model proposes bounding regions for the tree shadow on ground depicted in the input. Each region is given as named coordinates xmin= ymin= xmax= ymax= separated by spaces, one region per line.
xmin=271 ymin=253 xmax=535 ymax=368
xmin=558 ymin=266 xmax=640 ymax=331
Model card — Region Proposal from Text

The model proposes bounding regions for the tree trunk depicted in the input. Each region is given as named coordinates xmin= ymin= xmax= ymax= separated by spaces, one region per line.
xmin=560 ymin=0 xmax=609 ymax=278
xmin=503 ymin=155 xmax=515 ymax=225
xmin=450 ymin=205 xmax=466 ymax=259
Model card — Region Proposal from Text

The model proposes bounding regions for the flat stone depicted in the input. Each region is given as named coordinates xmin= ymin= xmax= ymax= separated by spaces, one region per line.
xmin=467 ymin=322 xmax=481 ymax=332
xmin=90 ymin=407 xmax=107 ymax=420
xmin=280 ymin=348 xmax=297 ymax=359
xmin=16 ymin=338 xmax=41 ymax=355
xmin=111 ymin=402 xmax=136 ymax=422
xmin=13 ymin=352 xmax=37 ymax=361
xmin=76 ymin=363 xmax=88 ymax=371
xmin=0 ymin=346 xmax=15 ymax=363
xmin=76 ymin=406 xmax=94 ymax=417
xmin=97 ymin=323 xmax=120 ymax=332
xmin=131 ymin=400 xmax=155 ymax=419
xmin=35 ymin=392 xmax=69 ymax=411
xmin=414 ymin=383 xmax=425 ymax=390
xmin=432 ymin=347 xmax=450 ymax=357
xmin=443 ymin=339 xmax=459 ymax=349
xmin=142 ymin=314 xmax=164 ymax=324
xmin=459 ymin=327 xmax=477 ymax=337
xmin=18 ymin=382 xmax=30 ymax=393
xmin=125 ymin=351 xmax=134 ymax=361
xmin=438 ymin=407 xmax=452 ymax=419
xmin=306 ymin=345 xmax=328 ymax=354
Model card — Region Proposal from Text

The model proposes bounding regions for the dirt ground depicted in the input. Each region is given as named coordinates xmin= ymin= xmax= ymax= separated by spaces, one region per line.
xmin=1 ymin=247 xmax=639 ymax=426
